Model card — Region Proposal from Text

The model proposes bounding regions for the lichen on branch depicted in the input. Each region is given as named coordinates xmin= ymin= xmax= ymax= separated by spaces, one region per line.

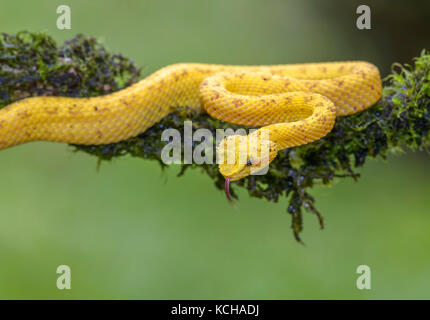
xmin=1 ymin=32 xmax=429 ymax=242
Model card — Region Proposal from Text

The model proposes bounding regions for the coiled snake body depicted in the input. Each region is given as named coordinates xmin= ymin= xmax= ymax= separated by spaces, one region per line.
xmin=1 ymin=62 xmax=382 ymax=197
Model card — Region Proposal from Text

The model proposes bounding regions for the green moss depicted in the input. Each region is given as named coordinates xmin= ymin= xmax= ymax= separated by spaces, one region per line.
xmin=1 ymin=32 xmax=429 ymax=242
xmin=0 ymin=31 xmax=140 ymax=105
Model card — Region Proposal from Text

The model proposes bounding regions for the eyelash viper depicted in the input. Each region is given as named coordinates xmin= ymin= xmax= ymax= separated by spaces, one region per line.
xmin=0 ymin=62 xmax=382 ymax=198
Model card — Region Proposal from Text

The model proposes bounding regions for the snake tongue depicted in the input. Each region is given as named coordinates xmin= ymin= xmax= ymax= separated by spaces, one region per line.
xmin=225 ymin=177 xmax=232 ymax=202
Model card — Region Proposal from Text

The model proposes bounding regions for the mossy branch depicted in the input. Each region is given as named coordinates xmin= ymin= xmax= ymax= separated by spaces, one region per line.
xmin=1 ymin=32 xmax=429 ymax=242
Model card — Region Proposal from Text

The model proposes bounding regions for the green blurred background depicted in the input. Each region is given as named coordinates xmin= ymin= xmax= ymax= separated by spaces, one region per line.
xmin=1 ymin=0 xmax=429 ymax=299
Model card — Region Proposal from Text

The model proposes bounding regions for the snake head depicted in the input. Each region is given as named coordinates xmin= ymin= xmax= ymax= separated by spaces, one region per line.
xmin=217 ymin=133 xmax=279 ymax=201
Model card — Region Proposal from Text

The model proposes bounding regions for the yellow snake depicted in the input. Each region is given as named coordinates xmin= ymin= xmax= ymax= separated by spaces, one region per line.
xmin=0 ymin=62 xmax=382 ymax=199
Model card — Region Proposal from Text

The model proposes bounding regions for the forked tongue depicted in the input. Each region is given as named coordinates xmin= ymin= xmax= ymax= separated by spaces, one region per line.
xmin=225 ymin=177 xmax=232 ymax=202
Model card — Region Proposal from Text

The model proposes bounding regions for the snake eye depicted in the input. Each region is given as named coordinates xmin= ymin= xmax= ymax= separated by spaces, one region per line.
xmin=246 ymin=157 xmax=253 ymax=166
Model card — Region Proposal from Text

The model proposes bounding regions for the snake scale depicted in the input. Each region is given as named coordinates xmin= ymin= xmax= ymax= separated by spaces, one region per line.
xmin=0 ymin=62 xmax=382 ymax=198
